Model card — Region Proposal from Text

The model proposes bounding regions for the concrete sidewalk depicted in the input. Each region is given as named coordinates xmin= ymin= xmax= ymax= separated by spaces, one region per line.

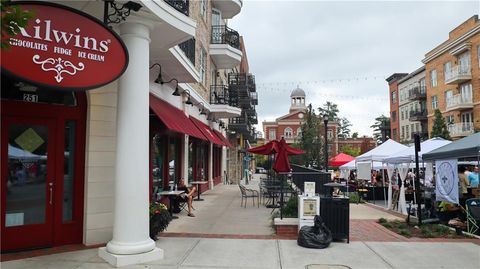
xmin=2 ymin=238 xmax=479 ymax=269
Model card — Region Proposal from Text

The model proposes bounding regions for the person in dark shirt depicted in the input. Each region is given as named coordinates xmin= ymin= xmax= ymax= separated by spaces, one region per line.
xmin=177 ymin=178 xmax=196 ymax=217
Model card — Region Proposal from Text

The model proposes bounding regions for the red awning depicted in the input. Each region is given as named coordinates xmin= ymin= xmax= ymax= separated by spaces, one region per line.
xmin=328 ymin=153 xmax=355 ymax=167
xmin=149 ymin=94 xmax=207 ymax=141
xmin=213 ymin=130 xmax=234 ymax=148
xmin=190 ymin=117 xmax=224 ymax=146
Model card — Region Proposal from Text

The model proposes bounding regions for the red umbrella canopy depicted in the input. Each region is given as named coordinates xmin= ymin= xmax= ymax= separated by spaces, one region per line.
xmin=328 ymin=153 xmax=355 ymax=167
xmin=272 ymin=138 xmax=305 ymax=173
xmin=247 ymin=140 xmax=279 ymax=155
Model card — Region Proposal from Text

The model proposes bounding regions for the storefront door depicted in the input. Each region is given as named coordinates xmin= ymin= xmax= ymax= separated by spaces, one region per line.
xmin=1 ymin=117 xmax=56 ymax=250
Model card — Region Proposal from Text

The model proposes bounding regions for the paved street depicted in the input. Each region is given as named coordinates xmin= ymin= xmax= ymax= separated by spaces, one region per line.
xmin=2 ymin=174 xmax=479 ymax=269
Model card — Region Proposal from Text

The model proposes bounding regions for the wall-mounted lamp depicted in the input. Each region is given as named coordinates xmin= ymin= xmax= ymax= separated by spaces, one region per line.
xmin=183 ymin=89 xmax=193 ymax=106
xmin=150 ymin=63 xmax=180 ymax=96
xmin=196 ymin=102 xmax=208 ymax=115
xmin=103 ymin=0 xmax=142 ymax=25
xmin=207 ymin=113 xmax=214 ymax=121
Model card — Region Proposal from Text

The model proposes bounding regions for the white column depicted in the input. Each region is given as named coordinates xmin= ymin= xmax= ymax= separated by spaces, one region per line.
xmin=208 ymin=143 xmax=214 ymax=189
xmin=221 ymin=146 xmax=227 ymax=184
xmin=183 ymin=134 xmax=189 ymax=183
xmin=99 ymin=21 xmax=163 ymax=267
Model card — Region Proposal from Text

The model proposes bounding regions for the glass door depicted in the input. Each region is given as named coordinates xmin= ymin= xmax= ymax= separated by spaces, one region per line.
xmin=211 ymin=9 xmax=222 ymax=44
xmin=2 ymin=117 xmax=56 ymax=251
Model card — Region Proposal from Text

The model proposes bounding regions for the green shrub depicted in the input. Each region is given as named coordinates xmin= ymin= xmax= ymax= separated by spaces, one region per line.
xmin=282 ymin=195 xmax=298 ymax=218
xmin=378 ymin=218 xmax=387 ymax=224
xmin=399 ymin=229 xmax=411 ymax=237
xmin=397 ymin=223 xmax=407 ymax=229
xmin=435 ymin=225 xmax=450 ymax=234
xmin=382 ymin=223 xmax=393 ymax=228
xmin=349 ymin=192 xmax=364 ymax=203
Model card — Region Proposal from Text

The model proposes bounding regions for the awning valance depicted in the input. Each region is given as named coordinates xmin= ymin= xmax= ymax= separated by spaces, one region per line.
xmin=190 ymin=117 xmax=224 ymax=146
xmin=149 ymin=94 xmax=207 ymax=141
xmin=213 ymin=130 xmax=234 ymax=149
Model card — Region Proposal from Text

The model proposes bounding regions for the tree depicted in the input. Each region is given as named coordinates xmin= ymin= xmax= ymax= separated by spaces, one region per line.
xmin=291 ymin=104 xmax=323 ymax=169
xmin=352 ymin=132 xmax=359 ymax=139
xmin=371 ymin=115 xmax=391 ymax=144
xmin=1 ymin=0 xmax=33 ymax=49
xmin=340 ymin=145 xmax=361 ymax=157
xmin=338 ymin=117 xmax=352 ymax=138
xmin=430 ymin=109 xmax=451 ymax=140
xmin=318 ymin=101 xmax=339 ymax=122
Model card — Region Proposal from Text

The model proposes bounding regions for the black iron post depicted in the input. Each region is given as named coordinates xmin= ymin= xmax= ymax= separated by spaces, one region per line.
xmin=414 ymin=133 xmax=422 ymax=225
xmin=323 ymin=114 xmax=329 ymax=172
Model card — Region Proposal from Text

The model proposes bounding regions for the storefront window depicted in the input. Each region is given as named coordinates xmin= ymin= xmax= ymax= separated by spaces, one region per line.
xmin=168 ymin=137 xmax=179 ymax=185
xmin=151 ymin=134 xmax=165 ymax=199
xmin=188 ymin=140 xmax=194 ymax=183
xmin=63 ymin=121 xmax=75 ymax=222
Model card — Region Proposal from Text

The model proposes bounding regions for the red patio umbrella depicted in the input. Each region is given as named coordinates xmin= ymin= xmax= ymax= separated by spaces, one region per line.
xmin=328 ymin=152 xmax=355 ymax=167
xmin=248 ymin=138 xmax=304 ymax=173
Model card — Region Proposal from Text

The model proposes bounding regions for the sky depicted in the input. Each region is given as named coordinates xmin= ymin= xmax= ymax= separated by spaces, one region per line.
xmin=229 ymin=0 xmax=479 ymax=137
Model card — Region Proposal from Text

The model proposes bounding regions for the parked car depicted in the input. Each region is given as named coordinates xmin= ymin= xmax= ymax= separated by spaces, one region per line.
xmin=256 ymin=167 xmax=267 ymax=174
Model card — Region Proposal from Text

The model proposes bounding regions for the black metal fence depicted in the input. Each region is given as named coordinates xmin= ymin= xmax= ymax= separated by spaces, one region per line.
xmin=178 ymin=38 xmax=195 ymax=66
xmin=211 ymin=25 xmax=240 ymax=49
xmin=164 ymin=0 xmax=189 ymax=16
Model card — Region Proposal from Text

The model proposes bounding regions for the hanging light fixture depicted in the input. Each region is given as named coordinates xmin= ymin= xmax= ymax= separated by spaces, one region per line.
xmin=184 ymin=90 xmax=193 ymax=105
xmin=149 ymin=63 xmax=181 ymax=96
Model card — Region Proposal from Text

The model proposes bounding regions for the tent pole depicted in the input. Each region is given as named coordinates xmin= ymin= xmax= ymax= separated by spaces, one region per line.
xmin=382 ymin=162 xmax=387 ymax=208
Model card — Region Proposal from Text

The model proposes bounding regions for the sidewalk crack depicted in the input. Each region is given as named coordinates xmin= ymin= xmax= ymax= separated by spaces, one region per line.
xmin=363 ymin=242 xmax=395 ymax=269
xmin=176 ymin=238 xmax=201 ymax=269
xmin=276 ymin=240 xmax=283 ymax=269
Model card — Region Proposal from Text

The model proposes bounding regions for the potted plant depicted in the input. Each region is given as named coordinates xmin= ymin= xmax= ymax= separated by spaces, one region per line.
xmin=149 ymin=201 xmax=172 ymax=240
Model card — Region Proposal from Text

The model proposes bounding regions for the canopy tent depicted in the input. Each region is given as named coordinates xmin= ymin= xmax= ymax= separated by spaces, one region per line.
xmin=356 ymin=139 xmax=408 ymax=162
xmin=384 ymin=137 xmax=452 ymax=164
xmin=329 ymin=153 xmax=355 ymax=167
xmin=8 ymin=144 xmax=43 ymax=160
xmin=339 ymin=159 xmax=384 ymax=170
xmin=423 ymin=132 xmax=480 ymax=160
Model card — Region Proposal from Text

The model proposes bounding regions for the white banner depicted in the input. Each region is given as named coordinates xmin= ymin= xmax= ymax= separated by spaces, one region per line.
xmin=357 ymin=162 xmax=372 ymax=180
xmin=435 ymin=159 xmax=459 ymax=204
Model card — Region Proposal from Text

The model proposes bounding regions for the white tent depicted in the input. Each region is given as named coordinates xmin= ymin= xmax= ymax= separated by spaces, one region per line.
xmin=356 ymin=139 xmax=409 ymax=162
xmin=8 ymin=144 xmax=42 ymax=160
xmin=339 ymin=159 xmax=384 ymax=170
xmin=383 ymin=137 xmax=451 ymax=164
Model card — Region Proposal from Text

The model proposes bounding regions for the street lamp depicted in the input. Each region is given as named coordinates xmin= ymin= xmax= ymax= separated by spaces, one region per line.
xmin=323 ymin=114 xmax=329 ymax=172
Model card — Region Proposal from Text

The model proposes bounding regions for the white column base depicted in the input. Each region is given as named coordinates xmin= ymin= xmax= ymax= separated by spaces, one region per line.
xmin=99 ymin=247 xmax=164 ymax=267
xmin=209 ymin=179 xmax=214 ymax=189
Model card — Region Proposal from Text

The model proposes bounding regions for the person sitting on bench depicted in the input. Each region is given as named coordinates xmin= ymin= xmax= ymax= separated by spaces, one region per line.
xmin=177 ymin=178 xmax=196 ymax=217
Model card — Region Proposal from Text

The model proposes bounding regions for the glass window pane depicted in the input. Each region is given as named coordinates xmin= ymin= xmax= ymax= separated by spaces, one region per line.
xmin=6 ymin=124 xmax=48 ymax=226
xmin=169 ymin=137 xmax=176 ymax=183
xmin=63 ymin=121 xmax=76 ymax=222
xmin=152 ymin=134 xmax=164 ymax=199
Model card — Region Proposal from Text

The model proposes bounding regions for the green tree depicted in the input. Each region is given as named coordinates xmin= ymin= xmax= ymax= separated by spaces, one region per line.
xmin=291 ymin=104 xmax=323 ymax=169
xmin=352 ymin=132 xmax=359 ymax=139
xmin=1 ymin=0 xmax=33 ymax=49
xmin=371 ymin=115 xmax=391 ymax=144
xmin=338 ymin=117 xmax=352 ymax=138
xmin=430 ymin=109 xmax=451 ymax=140
xmin=340 ymin=145 xmax=361 ymax=157
xmin=318 ymin=101 xmax=339 ymax=121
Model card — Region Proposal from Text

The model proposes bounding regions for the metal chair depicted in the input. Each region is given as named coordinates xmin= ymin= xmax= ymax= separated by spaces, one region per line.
xmin=466 ymin=198 xmax=480 ymax=234
xmin=239 ymin=184 xmax=259 ymax=208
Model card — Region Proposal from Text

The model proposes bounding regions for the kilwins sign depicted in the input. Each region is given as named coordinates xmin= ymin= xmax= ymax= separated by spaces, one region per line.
xmin=1 ymin=2 xmax=128 ymax=90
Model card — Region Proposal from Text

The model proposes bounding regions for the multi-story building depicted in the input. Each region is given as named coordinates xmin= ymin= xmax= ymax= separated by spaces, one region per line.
xmin=337 ymin=136 xmax=377 ymax=155
xmin=397 ymin=66 xmax=428 ymax=143
xmin=386 ymin=73 xmax=408 ymax=142
xmin=263 ymin=87 xmax=339 ymax=158
xmin=422 ymin=15 xmax=480 ymax=139
xmin=1 ymin=0 xmax=255 ymax=265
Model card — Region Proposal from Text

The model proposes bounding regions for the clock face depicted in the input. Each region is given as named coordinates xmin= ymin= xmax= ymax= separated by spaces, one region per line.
xmin=298 ymin=113 xmax=304 ymax=119
xmin=437 ymin=162 xmax=455 ymax=196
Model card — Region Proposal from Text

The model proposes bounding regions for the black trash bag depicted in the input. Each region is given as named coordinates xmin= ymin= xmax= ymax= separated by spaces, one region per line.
xmin=297 ymin=215 xmax=332 ymax=249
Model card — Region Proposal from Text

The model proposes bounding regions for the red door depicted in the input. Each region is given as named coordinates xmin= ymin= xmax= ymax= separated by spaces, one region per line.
xmin=1 ymin=116 xmax=56 ymax=251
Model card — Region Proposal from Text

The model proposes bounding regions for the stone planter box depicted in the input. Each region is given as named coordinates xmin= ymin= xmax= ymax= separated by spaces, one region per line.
xmin=274 ymin=218 xmax=298 ymax=236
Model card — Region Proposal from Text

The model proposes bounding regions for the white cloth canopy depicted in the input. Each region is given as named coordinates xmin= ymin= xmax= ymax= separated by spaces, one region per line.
xmin=339 ymin=159 xmax=384 ymax=170
xmin=8 ymin=144 xmax=42 ymax=160
xmin=384 ymin=137 xmax=451 ymax=164
xmin=386 ymin=164 xmax=395 ymax=210
xmin=356 ymin=139 xmax=408 ymax=162
xmin=398 ymin=164 xmax=410 ymax=214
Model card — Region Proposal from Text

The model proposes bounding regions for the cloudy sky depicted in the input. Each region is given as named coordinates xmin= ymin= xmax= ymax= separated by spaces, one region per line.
xmin=229 ymin=0 xmax=479 ymax=137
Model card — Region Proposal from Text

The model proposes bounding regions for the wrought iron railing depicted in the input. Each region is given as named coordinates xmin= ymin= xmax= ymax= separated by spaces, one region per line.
xmin=408 ymin=86 xmax=426 ymax=100
xmin=178 ymin=38 xmax=195 ymax=66
xmin=210 ymin=85 xmax=230 ymax=105
xmin=211 ymin=25 xmax=240 ymax=49
xmin=409 ymin=110 xmax=427 ymax=119
xmin=164 ymin=0 xmax=189 ymax=16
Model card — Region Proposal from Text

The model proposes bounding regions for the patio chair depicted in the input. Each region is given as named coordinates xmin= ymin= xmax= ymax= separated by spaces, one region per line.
xmin=239 ymin=184 xmax=259 ymax=208
xmin=466 ymin=198 xmax=480 ymax=234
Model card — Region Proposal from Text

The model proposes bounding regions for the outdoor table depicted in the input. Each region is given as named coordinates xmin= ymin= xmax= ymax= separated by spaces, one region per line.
xmin=190 ymin=181 xmax=209 ymax=201
xmin=158 ymin=190 xmax=184 ymax=219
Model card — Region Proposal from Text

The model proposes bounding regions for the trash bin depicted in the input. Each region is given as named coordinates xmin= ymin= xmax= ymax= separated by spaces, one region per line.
xmin=320 ymin=197 xmax=349 ymax=243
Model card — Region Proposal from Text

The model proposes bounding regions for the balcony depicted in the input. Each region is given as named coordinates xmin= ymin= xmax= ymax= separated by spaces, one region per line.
xmin=448 ymin=122 xmax=474 ymax=138
xmin=250 ymin=92 xmax=258 ymax=105
xmin=164 ymin=0 xmax=189 ymax=16
xmin=408 ymin=86 xmax=426 ymax=101
xmin=209 ymin=85 xmax=241 ymax=118
xmin=211 ymin=0 xmax=242 ymax=19
xmin=445 ymin=65 xmax=472 ymax=85
xmin=445 ymin=94 xmax=473 ymax=112
xmin=229 ymin=113 xmax=251 ymax=134
xmin=178 ymin=38 xmax=195 ymax=66
xmin=210 ymin=26 xmax=242 ymax=69
xmin=409 ymin=110 xmax=427 ymax=121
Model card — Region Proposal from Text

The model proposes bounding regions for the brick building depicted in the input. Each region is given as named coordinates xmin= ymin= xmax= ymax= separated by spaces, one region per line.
xmin=422 ymin=15 xmax=480 ymax=139
xmin=337 ymin=136 xmax=377 ymax=155
xmin=386 ymin=73 xmax=408 ymax=142
xmin=262 ymin=87 xmax=339 ymax=156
